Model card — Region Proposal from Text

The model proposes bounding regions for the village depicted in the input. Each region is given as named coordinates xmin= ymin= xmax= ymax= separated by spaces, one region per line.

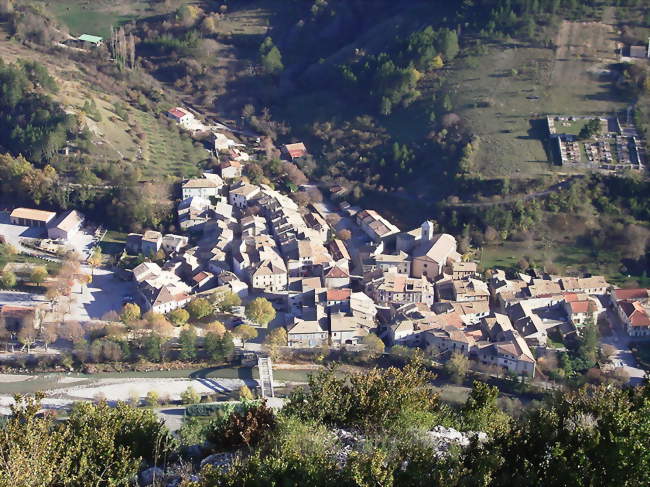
xmin=0 ymin=102 xmax=648 ymax=402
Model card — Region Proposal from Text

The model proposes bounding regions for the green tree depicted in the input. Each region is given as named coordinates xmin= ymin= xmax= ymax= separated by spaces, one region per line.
xmin=261 ymin=43 xmax=284 ymax=75
xmin=178 ymin=416 xmax=207 ymax=447
xmin=66 ymin=400 xmax=175 ymax=466
xmin=178 ymin=326 xmax=198 ymax=362
xmin=444 ymin=352 xmax=470 ymax=384
xmin=186 ymin=298 xmax=213 ymax=321
xmin=239 ymin=385 xmax=254 ymax=401
xmin=205 ymin=330 xmax=234 ymax=363
xmin=87 ymin=246 xmax=102 ymax=276
xmin=577 ymin=318 xmax=599 ymax=366
xmin=180 ymin=385 xmax=201 ymax=405
xmin=461 ymin=381 xmax=510 ymax=436
xmin=169 ymin=308 xmax=189 ymax=326
xmin=29 ymin=266 xmax=48 ymax=285
xmin=176 ymin=4 xmax=201 ymax=26
xmin=217 ymin=291 xmax=241 ymax=312
xmin=1 ymin=270 xmax=16 ymax=289
xmin=578 ymin=118 xmax=601 ymax=140
xmin=245 ymin=298 xmax=276 ymax=327
xmin=0 ymin=394 xmax=70 ymax=485
xmin=439 ymin=28 xmax=459 ymax=60
xmin=120 ymin=302 xmax=141 ymax=324
xmin=145 ymin=390 xmax=160 ymax=407
xmin=284 ymin=361 xmax=439 ymax=431
xmin=233 ymin=324 xmax=258 ymax=345
xmin=143 ymin=333 xmax=163 ymax=362
xmin=487 ymin=385 xmax=650 ymax=486
xmin=264 ymin=327 xmax=287 ymax=361
xmin=361 ymin=334 xmax=385 ymax=358
xmin=390 ymin=345 xmax=417 ymax=365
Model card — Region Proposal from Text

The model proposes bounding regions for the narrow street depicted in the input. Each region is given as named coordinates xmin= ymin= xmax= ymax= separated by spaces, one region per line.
xmin=602 ymin=308 xmax=647 ymax=386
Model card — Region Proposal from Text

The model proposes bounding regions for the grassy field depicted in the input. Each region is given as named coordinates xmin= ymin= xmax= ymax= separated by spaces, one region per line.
xmin=99 ymin=230 xmax=128 ymax=255
xmin=0 ymin=251 xmax=61 ymax=275
xmin=32 ymin=0 xmax=156 ymax=38
xmin=133 ymin=110 xmax=206 ymax=178
xmin=481 ymin=240 xmax=650 ymax=287
xmin=452 ymin=7 xmax=625 ymax=178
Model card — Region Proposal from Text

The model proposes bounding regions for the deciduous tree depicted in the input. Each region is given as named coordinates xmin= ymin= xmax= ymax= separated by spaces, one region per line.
xmin=179 ymin=326 xmax=198 ymax=361
xmin=245 ymin=298 xmax=275 ymax=327
xmin=1 ymin=270 xmax=16 ymax=289
xmin=361 ymin=334 xmax=385 ymax=358
xmin=444 ymin=352 xmax=470 ymax=384
xmin=169 ymin=308 xmax=189 ymax=326
xmin=120 ymin=303 xmax=141 ymax=324
xmin=233 ymin=324 xmax=258 ymax=345
xmin=30 ymin=266 xmax=48 ymax=285
xmin=186 ymin=298 xmax=213 ymax=321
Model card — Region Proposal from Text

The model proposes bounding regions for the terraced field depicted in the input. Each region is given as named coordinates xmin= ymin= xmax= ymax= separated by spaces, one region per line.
xmin=133 ymin=110 xmax=206 ymax=179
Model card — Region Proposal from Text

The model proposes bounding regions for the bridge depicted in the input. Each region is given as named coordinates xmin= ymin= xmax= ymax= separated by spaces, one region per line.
xmin=257 ymin=356 xmax=275 ymax=398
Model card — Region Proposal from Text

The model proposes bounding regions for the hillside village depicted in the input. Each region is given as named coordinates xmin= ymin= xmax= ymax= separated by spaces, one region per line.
xmin=2 ymin=0 xmax=650 ymax=484
xmin=0 ymin=106 xmax=648 ymax=385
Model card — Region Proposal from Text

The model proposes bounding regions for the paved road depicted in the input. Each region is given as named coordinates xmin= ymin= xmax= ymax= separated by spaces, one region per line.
xmin=602 ymin=308 xmax=647 ymax=386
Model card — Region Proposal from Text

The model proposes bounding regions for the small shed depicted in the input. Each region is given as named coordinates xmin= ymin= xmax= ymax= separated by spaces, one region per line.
xmin=78 ymin=34 xmax=104 ymax=47
xmin=282 ymin=142 xmax=307 ymax=161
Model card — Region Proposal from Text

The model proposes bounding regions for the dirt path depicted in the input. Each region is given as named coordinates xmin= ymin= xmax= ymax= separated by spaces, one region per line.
xmin=552 ymin=19 xmax=616 ymax=86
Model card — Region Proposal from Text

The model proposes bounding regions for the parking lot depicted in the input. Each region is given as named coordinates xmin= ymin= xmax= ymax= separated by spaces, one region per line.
xmin=69 ymin=267 xmax=137 ymax=320
xmin=0 ymin=211 xmax=46 ymax=251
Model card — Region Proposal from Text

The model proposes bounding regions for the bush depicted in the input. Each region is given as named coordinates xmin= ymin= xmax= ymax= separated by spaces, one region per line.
xmin=206 ymin=401 xmax=276 ymax=450
xmin=180 ymin=385 xmax=201 ymax=405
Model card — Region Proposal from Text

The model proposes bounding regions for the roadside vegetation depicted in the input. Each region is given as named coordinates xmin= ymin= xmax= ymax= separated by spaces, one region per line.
xmin=1 ymin=363 xmax=649 ymax=486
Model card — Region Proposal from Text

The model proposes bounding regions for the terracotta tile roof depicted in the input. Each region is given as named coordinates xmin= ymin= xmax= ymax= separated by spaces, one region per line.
xmin=10 ymin=207 xmax=56 ymax=222
xmin=615 ymin=288 xmax=649 ymax=300
xmin=326 ymin=289 xmax=351 ymax=301
xmin=284 ymin=142 xmax=307 ymax=159
xmin=325 ymin=266 xmax=349 ymax=279
xmin=168 ymin=107 xmax=188 ymax=119
xmin=143 ymin=230 xmax=162 ymax=242
xmin=183 ymin=178 xmax=221 ymax=188
xmin=568 ymin=300 xmax=590 ymax=314
xmin=619 ymin=300 xmax=650 ymax=328
xmin=192 ymin=271 xmax=210 ymax=283
xmin=220 ymin=160 xmax=242 ymax=169
xmin=0 ymin=305 xmax=35 ymax=318
xmin=562 ymin=292 xmax=579 ymax=302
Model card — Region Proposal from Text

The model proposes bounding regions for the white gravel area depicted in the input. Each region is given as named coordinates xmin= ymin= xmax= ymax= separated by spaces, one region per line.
xmin=59 ymin=377 xmax=260 ymax=401
xmin=0 ymin=374 xmax=36 ymax=382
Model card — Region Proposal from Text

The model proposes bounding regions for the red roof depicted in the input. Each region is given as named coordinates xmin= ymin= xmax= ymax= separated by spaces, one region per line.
xmin=562 ymin=292 xmax=579 ymax=302
xmin=1 ymin=305 xmax=34 ymax=318
xmin=284 ymin=142 xmax=307 ymax=159
xmin=568 ymin=300 xmax=590 ymax=314
xmin=615 ymin=288 xmax=649 ymax=301
xmin=619 ymin=300 xmax=650 ymax=328
xmin=220 ymin=160 xmax=242 ymax=168
xmin=325 ymin=266 xmax=349 ymax=279
xmin=326 ymin=289 xmax=351 ymax=301
xmin=192 ymin=271 xmax=210 ymax=283
xmin=168 ymin=107 xmax=187 ymax=119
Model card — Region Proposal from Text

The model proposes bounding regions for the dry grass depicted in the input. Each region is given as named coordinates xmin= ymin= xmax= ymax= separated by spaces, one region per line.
xmin=453 ymin=8 xmax=626 ymax=178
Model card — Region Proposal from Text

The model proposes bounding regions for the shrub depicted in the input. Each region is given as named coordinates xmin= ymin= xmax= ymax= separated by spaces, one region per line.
xmin=206 ymin=401 xmax=276 ymax=450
